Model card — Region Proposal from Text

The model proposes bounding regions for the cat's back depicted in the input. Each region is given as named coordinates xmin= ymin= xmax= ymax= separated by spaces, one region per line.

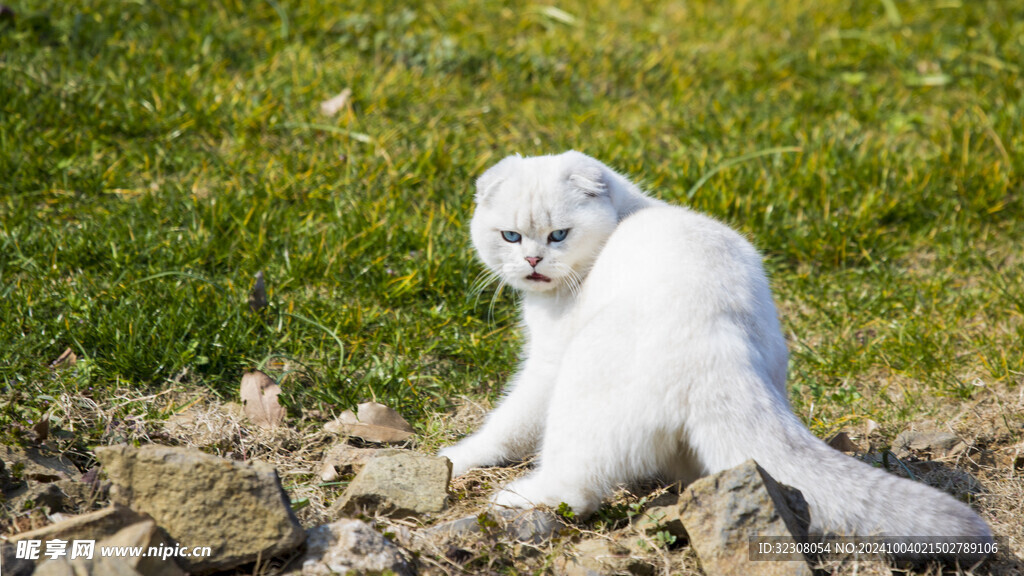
xmin=574 ymin=203 xmax=786 ymax=388
xmin=587 ymin=204 xmax=767 ymax=297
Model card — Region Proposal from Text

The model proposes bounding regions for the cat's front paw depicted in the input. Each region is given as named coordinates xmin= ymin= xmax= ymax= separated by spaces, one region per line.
xmin=491 ymin=477 xmax=544 ymax=510
xmin=492 ymin=474 xmax=598 ymax=516
xmin=438 ymin=444 xmax=480 ymax=477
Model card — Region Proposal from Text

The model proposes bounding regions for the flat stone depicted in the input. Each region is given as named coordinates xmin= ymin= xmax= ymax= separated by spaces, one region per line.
xmin=332 ymin=450 xmax=450 ymax=519
xmin=95 ymin=444 xmax=305 ymax=573
xmin=678 ymin=460 xmax=813 ymax=576
xmin=291 ymin=519 xmax=415 ymax=576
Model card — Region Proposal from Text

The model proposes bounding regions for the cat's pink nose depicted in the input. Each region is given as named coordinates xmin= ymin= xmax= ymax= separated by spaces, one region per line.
xmin=525 ymin=256 xmax=543 ymax=267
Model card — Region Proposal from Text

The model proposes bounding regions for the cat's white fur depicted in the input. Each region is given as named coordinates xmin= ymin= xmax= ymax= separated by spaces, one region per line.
xmin=440 ymin=151 xmax=992 ymax=549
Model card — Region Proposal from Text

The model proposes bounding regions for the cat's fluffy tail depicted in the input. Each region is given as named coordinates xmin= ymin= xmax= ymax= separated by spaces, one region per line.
xmin=691 ymin=386 xmax=994 ymax=562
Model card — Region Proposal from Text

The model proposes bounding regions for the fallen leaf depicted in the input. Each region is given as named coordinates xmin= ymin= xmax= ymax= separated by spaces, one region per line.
xmin=50 ymin=348 xmax=77 ymax=369
xmin=32 ymin=416 xmax=49 ymax=444
xmin=826 ymin=431 xmax=861 ymax=453
xmin=239 ymin=370 xmax=285 ymax=428
xmin=324 ymin=401 xmax=414 ymax=443
xmin=248 ymin=271 xmax=268 ymax=312
xmin=320 ymin=88 xmax=352 ymax=117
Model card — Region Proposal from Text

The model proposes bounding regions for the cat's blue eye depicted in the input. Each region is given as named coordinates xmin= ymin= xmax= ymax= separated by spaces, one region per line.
xmin=548 ymin=229 xmax=569 ymax=243
xmin=501 ymin=231 xmax=522 ymax=243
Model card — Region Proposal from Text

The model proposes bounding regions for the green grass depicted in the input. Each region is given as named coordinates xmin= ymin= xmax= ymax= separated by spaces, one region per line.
xmin=1 ymin=0 xmax=1022 ymax=448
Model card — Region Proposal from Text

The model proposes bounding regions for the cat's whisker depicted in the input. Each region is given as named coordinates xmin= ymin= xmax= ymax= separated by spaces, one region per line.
xmin=469 ymin=269 xmax=501 ymax=309
xmin=469 ymin=269 xmax=498 ymax=294
xmin=570 ymin=268 xmax=584 ymax=299
xmin=555 ymin=263 xmax=583 ymax=300
xmin=487 ymin=277 xmax=509 ymax=323
xmin=468 ymin=269 xmax=512 ymax=325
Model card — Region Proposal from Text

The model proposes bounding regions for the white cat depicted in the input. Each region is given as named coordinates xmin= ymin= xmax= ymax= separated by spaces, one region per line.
xmin=440 ymin=151 xmax=992 ymax=550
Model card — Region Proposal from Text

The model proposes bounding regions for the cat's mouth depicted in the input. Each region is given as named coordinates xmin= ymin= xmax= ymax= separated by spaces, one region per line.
xmin=526 ymin=272 xmax=552 ymax=283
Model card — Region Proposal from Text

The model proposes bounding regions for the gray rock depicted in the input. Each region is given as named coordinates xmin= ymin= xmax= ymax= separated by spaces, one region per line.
xmin=892 ymin=430 xmax=964 ymax=459
xmin=292 ymin=519 xmax=415 ymax=576
xmin=421 ymin=508 xmax=563 ymax=545
xmin=678 ymin=460 xmax=813 ymax=576
xmin=332 ymin=450 xmax=450 ymax=519
xmin=95 ymin=444 xmax=305 ymax=573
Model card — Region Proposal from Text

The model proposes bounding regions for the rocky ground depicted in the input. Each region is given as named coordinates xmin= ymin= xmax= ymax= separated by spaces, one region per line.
xmin=1 ymin=379 xmax=1022 ymax=576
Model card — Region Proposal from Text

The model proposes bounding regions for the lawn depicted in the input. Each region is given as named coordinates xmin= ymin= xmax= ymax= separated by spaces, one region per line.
xmin=1 ymin=0 xmax=1022 ymax=572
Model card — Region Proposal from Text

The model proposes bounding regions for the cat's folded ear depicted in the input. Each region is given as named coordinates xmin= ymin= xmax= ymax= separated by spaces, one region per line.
xmin=475 ymin=154 xmax=521 ymax=204
xmin=562 ymin=151 xmax=608 ymax=198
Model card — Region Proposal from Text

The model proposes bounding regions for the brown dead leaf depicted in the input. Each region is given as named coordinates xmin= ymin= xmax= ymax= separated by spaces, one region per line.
xmin=31 ymin=416 xmax=50 ymax=444
xmin=827 ymin=431 xmax=861 ymax=453
xmin=239 ymin=370 xmax=285 ymax=428
xmin=324 ymin=401 xmax=414 ymax=444
xmin=50 ymin=348 xmax=77 ymax=369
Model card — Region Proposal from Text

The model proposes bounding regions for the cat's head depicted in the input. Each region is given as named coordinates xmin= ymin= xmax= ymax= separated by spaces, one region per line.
xmin=470 ymin=151 xmax=620 ymax=294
